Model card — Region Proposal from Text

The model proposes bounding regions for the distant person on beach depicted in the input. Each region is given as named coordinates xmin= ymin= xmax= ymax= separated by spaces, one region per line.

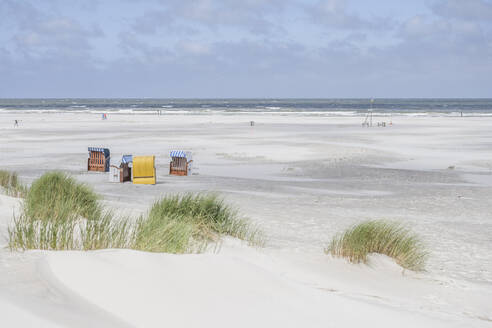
xmin=14 ymin=120 xmax=19 ymax=127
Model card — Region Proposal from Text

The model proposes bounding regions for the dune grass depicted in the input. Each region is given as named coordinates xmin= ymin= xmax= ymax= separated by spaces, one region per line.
xmin=8 ymin=173 xmax=263 ymax=253
xmin=133 ymin=193 xmax=264 ymax=253
xmin=0 ymin=170 xmax=27 ymax=197
xmin=8 ymin=212 xmax=134 ymax=251
xmin=327 ymin=220 xmax=427 ymax=271
xmin=24 ymin=172 xmax=101 ymax=222
xmin=9 ymin=213 xmax=78 ymax=250
xmin=8 ymin=172 xmax=129 ymax=250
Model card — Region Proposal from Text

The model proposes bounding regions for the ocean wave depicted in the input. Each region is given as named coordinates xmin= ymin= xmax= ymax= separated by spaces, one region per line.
xmin=1 ymin=105 xmax=492 ymax=117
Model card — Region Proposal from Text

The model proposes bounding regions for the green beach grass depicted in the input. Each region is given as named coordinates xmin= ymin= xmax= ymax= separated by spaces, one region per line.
xmin=327 ymin=220 xmax=427 ymax=271
xmin=8 ymin=172 xmax=263 ymax=252
xmin=133 ymin=193 xmax=264 ymax=253
xmin=24 ymin=172 xmax=101 ymax=222
xmin=0 ymin=170 xmax=27 ymax=197
xmin=8 ymin=172 xmax=130 ymax=250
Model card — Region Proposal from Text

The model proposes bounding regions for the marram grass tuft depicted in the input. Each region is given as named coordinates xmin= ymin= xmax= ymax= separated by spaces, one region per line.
xmin=133 ymin=193 xmax=264 ymax=253
xmin=0 ymin=170 xmax=27 ymax=197
xmin=24 ymin=171 xmax=101 ymax=222
xmin=8 ymin=174 xmax=263 ymax=253
xmin=8 ymin=172 xmax=127 ymax=250
xmin=327 ymin=220 xmax=427 ymax=271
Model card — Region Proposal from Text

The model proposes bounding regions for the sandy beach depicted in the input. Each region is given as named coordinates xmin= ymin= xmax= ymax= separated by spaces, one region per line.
xmin=1 ymin=112 xmax=491 ymax=327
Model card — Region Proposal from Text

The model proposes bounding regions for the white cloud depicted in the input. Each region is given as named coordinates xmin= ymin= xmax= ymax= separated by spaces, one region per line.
xmin=14 ymin=18 xmax=101 ymax=50
xmin=432 ymin=0 xmax=492 ymax=21
xmin=1 ymin=0 xmax=491 ymax=97
xmin=2 ymin=2 xmax=103 ymax=59
xmin=306 ymin=0 xmax=390 ymax=30
xmin=177 ymin=41 xmax=212 ymax=55
xmin=130 ymin=0 xmax=286 ymax=35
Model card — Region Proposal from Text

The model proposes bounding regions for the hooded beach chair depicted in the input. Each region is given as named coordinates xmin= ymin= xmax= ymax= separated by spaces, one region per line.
xmin=169 ymin=150 xmax=193 ymax=176
xmin=108 ymin=155 xmax=133 ymax=183
xmin=133 ymin=156 xmax=156 ymax=185
xmin=87 ymin=147 xmax=110 ymax=172
xmin=120 ymin=155 xmax=132 ymax=182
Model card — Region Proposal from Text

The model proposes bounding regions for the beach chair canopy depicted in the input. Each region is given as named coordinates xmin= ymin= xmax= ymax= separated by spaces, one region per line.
xmin=170 ymin=150 xmax=192 ymax=160
xmin=88 ymin=147 xmax=110 ymax=158
xmin=121 ymin=155 xmax=133 ymax=164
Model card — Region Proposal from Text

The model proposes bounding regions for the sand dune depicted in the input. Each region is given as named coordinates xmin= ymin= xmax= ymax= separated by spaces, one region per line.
xmin=45 ymin=249 xmax=453 ymax=328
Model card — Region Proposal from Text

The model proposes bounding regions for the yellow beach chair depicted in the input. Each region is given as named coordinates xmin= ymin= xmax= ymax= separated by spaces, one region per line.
xmin=133 ymin=156 xmax=156 ymax=185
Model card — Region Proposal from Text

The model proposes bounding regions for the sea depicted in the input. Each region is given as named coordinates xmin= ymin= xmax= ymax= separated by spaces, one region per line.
xmin=1 ymin=98 xmax=492 ymax=117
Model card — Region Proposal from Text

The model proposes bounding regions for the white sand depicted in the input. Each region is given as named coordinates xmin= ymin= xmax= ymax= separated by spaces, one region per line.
xmin=0 ymin=112 xmax=491 ymax=327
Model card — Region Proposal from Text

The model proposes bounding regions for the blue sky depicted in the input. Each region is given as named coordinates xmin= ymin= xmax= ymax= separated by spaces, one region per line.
xmin=0 ymin=0 xmax=491 ymax=98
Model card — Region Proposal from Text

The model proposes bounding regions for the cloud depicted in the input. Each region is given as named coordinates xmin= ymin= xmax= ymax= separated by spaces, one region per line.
xmin=1 ymin=0 xmax=491 ymax=97
xmin=2 ymin=33 xmax=492 ymax=98
xmin=130 ymin=0 xmax=286 ymax=36
xmin=0 ymin=47 xmax=12 ymax=73
xmin=177 ymin=41 xmax=212 ymax=56
xmin=2 ymin=1 xmax=103 ymax=59
xmin=173 ymin=0 xmax=284 ymax=30
xmin=432 ymin=0 xmax=492 ymax=22
xmin=306 ymin=0 xmax=390 ymax=30
xmin=117 ymin=31 xmax=174 ymax=65
xmin=131 ymin=10 xmax=199 ymax=36
xmin=132 ymin=10 xmax=174 ymax=35
xmin=398 ymin=13 xmax=491 ymax=60
xmin=401 ymin=15 xmax=482 ymax=40
xmin=14 ymin=18 xmax=102 ymax=53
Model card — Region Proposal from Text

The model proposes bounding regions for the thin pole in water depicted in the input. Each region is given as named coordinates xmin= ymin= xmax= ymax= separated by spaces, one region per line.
xmin=370 ymin=98 xmax=374 ymax=127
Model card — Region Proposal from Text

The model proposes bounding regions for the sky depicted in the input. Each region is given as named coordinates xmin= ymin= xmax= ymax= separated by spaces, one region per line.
xmin=0 ymin=0 xmax=491 ymax=98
